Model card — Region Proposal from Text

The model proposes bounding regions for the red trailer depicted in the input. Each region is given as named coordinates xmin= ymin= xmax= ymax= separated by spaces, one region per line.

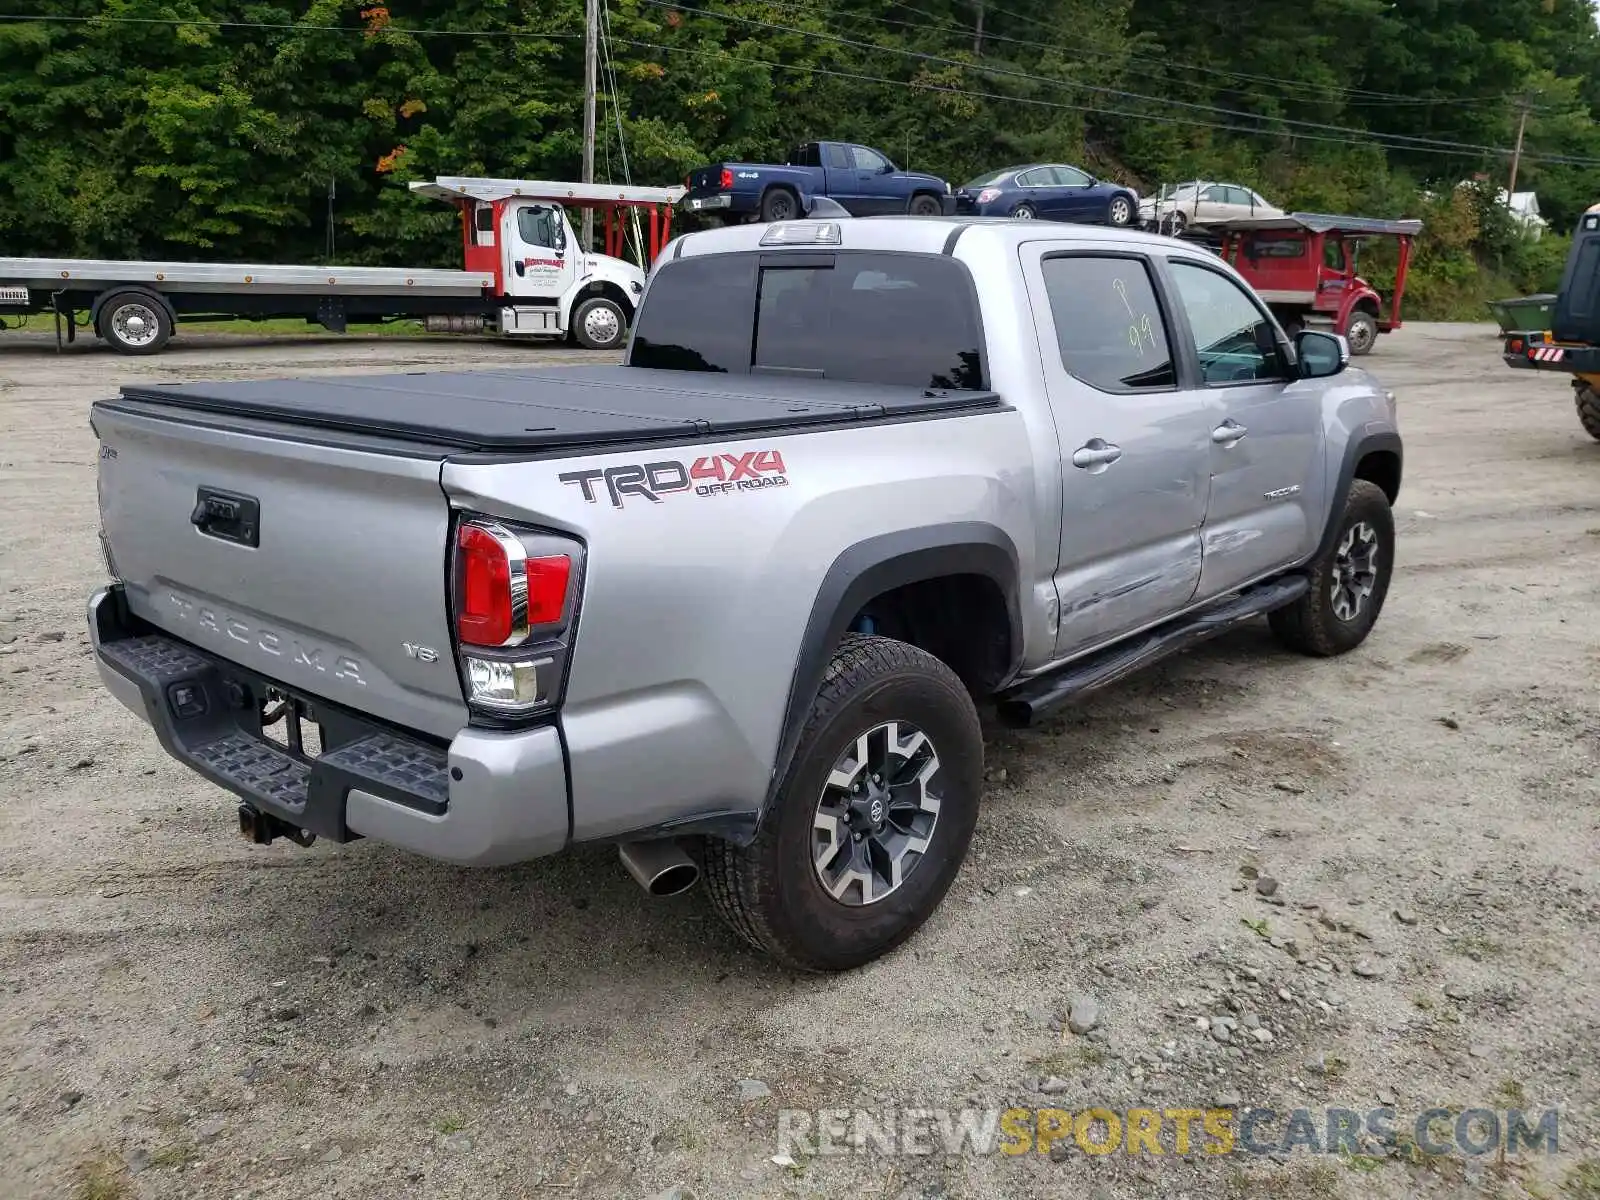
xmin=1209 ymin=213 xmax=1422 ymax=356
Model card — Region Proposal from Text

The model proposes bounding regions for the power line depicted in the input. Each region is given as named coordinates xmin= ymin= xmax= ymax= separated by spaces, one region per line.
xmin=0 ymin=13 xmax=585 ymax=40
xmin=634 ymin=0 xmax=1596 ymax=162
xmin=612 ymin=35 xmax=1600 ymax=166
xmin=0 ymin=9 xmax=1533 ymax=111
xmin=971 ymin=0 xmax=1532 ymax=106
xmin=878 ymin=0 xmax=1525 ymax=107
xmin=7 ymin=9 xmax=1592 ymax=165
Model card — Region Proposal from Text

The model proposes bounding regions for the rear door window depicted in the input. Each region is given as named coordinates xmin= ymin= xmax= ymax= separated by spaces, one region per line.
xmin=822 ymin=143 xmax=853 ymax=170
xmin=630 ymin=252 xmax=986 ymax=390
xmin=1038 ymin=255 xmax=1176 ymax=392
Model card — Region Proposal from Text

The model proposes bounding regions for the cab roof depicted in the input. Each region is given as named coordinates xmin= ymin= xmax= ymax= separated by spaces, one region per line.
xmin=666 ymin=214 xmax=1198 ymax=261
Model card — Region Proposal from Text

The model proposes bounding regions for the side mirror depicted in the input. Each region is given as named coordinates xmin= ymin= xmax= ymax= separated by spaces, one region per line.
xmin=879 ymin=162 xmax=895 ymax=175
xmin=1295 ymin=329 xmax=1349 ymax=379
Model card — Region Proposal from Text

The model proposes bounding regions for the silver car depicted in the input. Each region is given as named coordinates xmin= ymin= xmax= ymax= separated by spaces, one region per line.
xmin=1141 ymin=180 xmax=1284 ymax=234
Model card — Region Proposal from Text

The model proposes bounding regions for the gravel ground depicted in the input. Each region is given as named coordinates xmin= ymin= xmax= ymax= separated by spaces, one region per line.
xmin=1 ymin=324 xmax=1598 ymax=1200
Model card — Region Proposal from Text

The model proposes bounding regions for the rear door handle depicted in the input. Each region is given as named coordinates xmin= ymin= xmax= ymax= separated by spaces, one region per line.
xmin=1212 ymin=420 xmax=1248 ymax=446
xmin=1072 ymin=438 xmax=1123 ymax=470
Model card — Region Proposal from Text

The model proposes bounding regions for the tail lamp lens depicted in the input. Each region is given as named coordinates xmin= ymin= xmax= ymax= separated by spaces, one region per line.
xmin=976 ymin=188 xmax=1002 ymax=204
xmin=719 ymin=168 xmax=733 ymax=191
xmin=455 ymin=522 xmax=572 ymax=648
xmin=452 ymin=516 xmax=582 ymax=720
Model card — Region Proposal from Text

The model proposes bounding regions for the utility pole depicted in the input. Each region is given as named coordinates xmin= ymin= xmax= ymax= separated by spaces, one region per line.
xmin=973 ymin=0 xmax=984 ymax=56
xmin=1506 ymin=95 xmax=1531 ymax=198
xmin=582 ymin=0 xmax=599 ymax=249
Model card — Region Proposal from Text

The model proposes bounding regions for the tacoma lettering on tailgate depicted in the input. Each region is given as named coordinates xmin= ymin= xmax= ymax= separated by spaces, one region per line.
xmin=166 ymin=592 xmax=366 ymax=684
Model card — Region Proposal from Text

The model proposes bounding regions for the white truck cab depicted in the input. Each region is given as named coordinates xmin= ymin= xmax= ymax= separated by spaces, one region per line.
xmin=412 ymin=177 xmax=686 ymax=350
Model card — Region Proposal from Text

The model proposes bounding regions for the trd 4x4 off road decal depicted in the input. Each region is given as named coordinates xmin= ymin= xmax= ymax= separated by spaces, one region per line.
xmin=560 ymin=450 xmax=788 ymax=508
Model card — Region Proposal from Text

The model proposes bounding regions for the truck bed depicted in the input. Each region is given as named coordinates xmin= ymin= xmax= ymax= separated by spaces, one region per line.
xmin=0 ymin=257 xmax=492 ymax=296
xmin=106 ymin=365 xmax=1004 ymax=453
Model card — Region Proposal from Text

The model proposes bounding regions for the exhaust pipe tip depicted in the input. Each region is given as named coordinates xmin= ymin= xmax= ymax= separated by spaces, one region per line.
xmin=619 ymin=839 xmax=700 ymax=897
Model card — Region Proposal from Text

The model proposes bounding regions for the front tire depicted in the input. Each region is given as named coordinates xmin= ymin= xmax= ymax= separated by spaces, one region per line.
xmin=1269 ymin=479 xmax=1394 ymax=657
xmin=1107 ymin=195 xmax=1135 ymax=226
xmin=96 ymin=290 xmax=173 ymax=355
xmin=571 ymin=296 xmax=627 ymax=350
xmin=908 ymin=193 xmax=943 ymax=216
xmin=1345 ymin=309 xmax=1378 ymax=356
xmin=702 ymin=635 xmax=983 ymax=972
xmin=1575 ymin=383 xmax=1600 ymax=442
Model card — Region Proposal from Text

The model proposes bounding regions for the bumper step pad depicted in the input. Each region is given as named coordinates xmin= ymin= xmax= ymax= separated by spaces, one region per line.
xmin=97 ymin=632 xmax=450 ymax=840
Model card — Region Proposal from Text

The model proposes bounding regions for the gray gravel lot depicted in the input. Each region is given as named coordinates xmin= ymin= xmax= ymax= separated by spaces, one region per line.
xmin=1 ymin=324 xmax=1598 ymax=1200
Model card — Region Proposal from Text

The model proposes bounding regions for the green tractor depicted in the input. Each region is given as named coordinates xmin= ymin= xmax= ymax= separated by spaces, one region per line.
xmin=1498 ymin=202 xmax=1600 ymax=441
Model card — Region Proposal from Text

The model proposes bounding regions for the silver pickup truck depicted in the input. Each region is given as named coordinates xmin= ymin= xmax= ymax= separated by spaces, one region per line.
xmin=87 ymin=215 xmax=1401 ymax=972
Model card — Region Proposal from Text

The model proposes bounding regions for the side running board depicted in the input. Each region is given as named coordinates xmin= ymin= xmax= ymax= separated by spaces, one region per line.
xmin=994 ymin=575 xmax=1309 ymax=727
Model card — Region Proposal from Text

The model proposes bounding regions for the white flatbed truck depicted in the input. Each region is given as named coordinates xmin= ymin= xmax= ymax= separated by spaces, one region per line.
xmin=0 ymin=177 xmax=685 ymax=354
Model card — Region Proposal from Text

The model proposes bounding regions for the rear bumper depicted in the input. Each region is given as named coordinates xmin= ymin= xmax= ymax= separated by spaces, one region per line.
xmin=88 ymin=585 xmax=569 ymax=867
xmin=684 ymin=193 xmax=736 ymax=213
xmin=1501 ymin=338 xmax=1600 ymax=374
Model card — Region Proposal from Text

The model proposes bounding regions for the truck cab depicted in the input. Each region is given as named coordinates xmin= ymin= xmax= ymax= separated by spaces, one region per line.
xmin=411 ymin=177 xmax=687 ymax=350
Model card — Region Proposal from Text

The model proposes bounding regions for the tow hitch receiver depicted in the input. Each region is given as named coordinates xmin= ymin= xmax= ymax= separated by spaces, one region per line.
xmin=237 ymin=803 xmax=317 ymax=848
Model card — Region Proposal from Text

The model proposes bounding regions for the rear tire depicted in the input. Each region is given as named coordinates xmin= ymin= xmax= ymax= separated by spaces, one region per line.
xmin=702 ymin=634 xmax=983 ymax=972
xmin=96 ymin=290 xmax=172 ymax=355
xmin=1576 ymin=383 xmax=1600 ymax=442
xmin=1345 ymin=309 xmax=1378 ymax=356
xmin=1269 ymin=479 xmax=1394 ymax=657
xmin=759 ymin=188 xmax=799 ymax=223
xmin=908 ymin=193 xmax=943 ymax=217
xmin=571 ymin=296 xmax=627 ymax=350
xmin=1011 ymin=202 xmax=1037 ymax=220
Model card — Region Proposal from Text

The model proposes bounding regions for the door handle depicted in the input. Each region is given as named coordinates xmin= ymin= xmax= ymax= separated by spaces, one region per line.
xmin=1072 ymin=439 xmax=1123 ymax=470
xmin=1212 ymin=420 xmax=1248 ymax=446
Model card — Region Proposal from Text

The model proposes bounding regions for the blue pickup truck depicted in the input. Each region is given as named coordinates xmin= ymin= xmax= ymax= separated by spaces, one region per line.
xmin=683 ymin=141 xmax=955 ymax=222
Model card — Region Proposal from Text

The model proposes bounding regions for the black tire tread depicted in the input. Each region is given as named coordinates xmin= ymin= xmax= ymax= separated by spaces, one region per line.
xmin=702 ymin=633 xmax=980 ymax=972
xmin=1576 ymin=384 xmax=1600 ymax=442
xmin=97 ymin=290 xmax=173 ymax=355
xmin=571 ymin=296 xmax=626 ymax=350
xmin=759 ymin=187 xmax=798 ymax=223
xmin=1269 ymin=479 xmax=1391 ymax=657
xmin=1346 ymin=310 xmax=1378 ymax=356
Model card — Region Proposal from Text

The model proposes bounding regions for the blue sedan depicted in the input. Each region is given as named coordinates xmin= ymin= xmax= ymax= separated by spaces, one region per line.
xmin=952 ymin=163 xmax=1139 ymax=226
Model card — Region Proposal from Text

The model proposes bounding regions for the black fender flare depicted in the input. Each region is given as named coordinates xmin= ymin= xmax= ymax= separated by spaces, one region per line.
xmin=762 ymin=521 xmax=1024 ymax=822
xmin=1308 ymin=430 xmax=1403 ymax=566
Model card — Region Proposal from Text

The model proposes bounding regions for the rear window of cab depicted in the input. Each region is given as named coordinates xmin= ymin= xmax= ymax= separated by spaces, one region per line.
xmin=628 ymin=251 xmax=987 ymax=391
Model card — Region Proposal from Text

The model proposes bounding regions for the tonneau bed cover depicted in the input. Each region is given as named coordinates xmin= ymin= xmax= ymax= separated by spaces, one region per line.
xmin=109 ymin=365 xmax=1004 ymax=453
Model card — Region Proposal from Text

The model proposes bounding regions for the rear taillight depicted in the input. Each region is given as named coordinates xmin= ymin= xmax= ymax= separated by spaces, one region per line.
xmin=719 ymin=168 xmax=733 ymax=191
xmin=455 ymin=523 xmax=571 ymax=647
xmin=976 ymin=188 xmax=1001 ymax=204
xmin=451 ymin=517 xmax=582 ymax=718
